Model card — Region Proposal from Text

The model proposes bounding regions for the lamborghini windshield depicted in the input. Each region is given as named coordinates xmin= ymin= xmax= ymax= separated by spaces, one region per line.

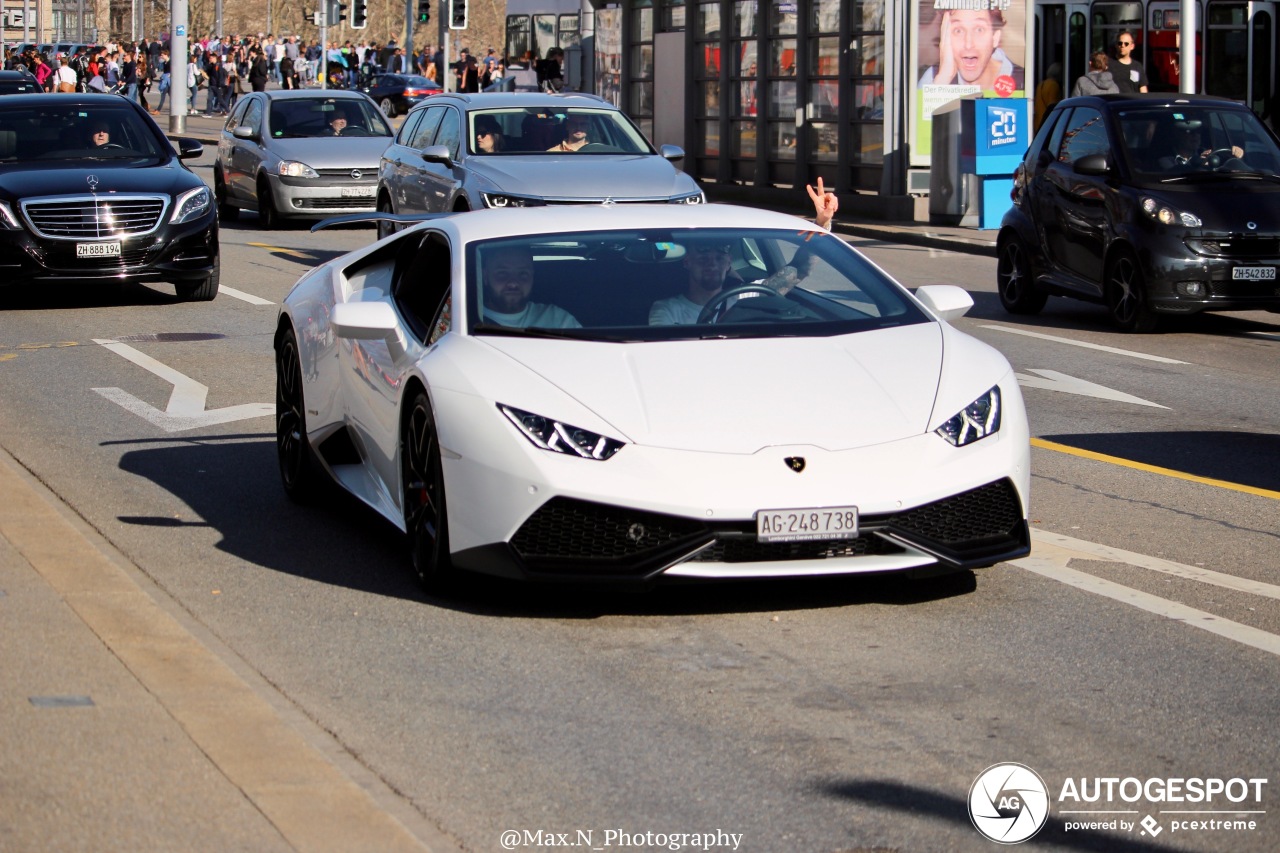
xmin=465 ymin=228 xmax=929 ymax=341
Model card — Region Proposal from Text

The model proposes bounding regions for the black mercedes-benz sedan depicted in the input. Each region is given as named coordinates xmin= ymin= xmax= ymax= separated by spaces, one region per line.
xmin=0 ymin=93 xmax=218 ymax=301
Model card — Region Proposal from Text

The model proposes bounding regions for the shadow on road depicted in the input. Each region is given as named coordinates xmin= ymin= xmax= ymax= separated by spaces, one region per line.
xmin=1041 ymin=430 xmax=1280 ymax=496
xmin=109 ymin=434 xmax=982 ymax=617
xmin=815 ymin=777 xmax=1187 ymax=852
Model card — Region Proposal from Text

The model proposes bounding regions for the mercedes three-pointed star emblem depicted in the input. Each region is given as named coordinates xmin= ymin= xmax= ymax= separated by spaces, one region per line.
xmin=86 ymin=174 xmax=99 ymax=192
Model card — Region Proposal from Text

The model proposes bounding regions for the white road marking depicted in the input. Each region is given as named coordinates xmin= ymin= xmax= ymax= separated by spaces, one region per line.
xmin=1015 ymin=369 xmax=1168 ymax=408
xmin=91 ymin=339 xmax=273 ymax=432
xmin=980 ymin=325 xmax=1188 ymax=364
xmin=219 ymin=285 xmax=274 ymax=305
xmin=1032 ymin=529 xmax=1280 ymax=601
xmin=1014 ymin=532 xmax=1280 ymax=658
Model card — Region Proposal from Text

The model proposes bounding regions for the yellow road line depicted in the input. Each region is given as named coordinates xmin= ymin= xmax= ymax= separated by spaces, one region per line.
xmin=1031 ymin=437 xmax=1280 ymax=500
xmin=245 ymin=242 xmax=313 ymax=259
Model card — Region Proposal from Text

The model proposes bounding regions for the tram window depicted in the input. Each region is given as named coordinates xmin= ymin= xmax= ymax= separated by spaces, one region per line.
xmin=507 ymin=15 xmax=531 ymax=63
xmin=1206 ymin=2 xmax=1248 ymax=100
xmin=558 ymin=14 xmax=580 ymax=49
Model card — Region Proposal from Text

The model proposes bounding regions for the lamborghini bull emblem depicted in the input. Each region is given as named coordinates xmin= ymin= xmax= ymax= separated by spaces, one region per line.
xmin=785 ymin=456 xmax=806 ymax=473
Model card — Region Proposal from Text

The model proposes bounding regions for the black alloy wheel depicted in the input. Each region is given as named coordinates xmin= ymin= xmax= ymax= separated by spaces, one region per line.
xmin=276 ymin=326 xmax=321 ymax=502
xmin=175 ymin=253 xmax=220 ymax=301
xmin=258 ymin=178 xmax=280 ymax=230
xmin=996 ymin=236 xmax=1047 ymax=315
xmin=376 ymin=195 xmax=396 ymax=240
xmin=402 ymin=390 xmax=453 ymax=593
xmin=1106 ymin=250 xmax=1159 ymax=333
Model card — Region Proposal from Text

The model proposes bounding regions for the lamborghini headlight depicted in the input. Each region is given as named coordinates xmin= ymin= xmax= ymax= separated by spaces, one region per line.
xmin=278 ymin=160 xmax=319 ymax=178
xmin=934 ymin=386 xmax=1001 ymax=447
xmin=170 ymin=186 xmax=211 ymax=223
xmin=499 ymin=404 xmax=624 ymax=460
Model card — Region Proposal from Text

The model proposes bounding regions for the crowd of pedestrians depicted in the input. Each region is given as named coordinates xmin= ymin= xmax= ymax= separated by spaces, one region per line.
xmin=3 ymin=32 xmax=575 ymax=116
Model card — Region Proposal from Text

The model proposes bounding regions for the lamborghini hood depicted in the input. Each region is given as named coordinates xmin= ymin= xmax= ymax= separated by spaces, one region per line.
xmin=478 ymin=323 xmax=946 ymax=453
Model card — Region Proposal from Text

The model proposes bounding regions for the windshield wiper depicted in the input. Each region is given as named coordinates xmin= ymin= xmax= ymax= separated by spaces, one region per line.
xmin=1160 ymin=170 xmax=1280 ymax=184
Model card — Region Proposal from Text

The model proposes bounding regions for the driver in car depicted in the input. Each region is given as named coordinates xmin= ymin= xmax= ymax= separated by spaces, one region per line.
xmin=548 ymin=115 xmax=590 ymax=152
xmin=1160 ymin=120 xmax=1243 ymax=169
xmin=87 ymin=120 xmax=113 ymax=147
xmin=648 ymin=184 xmax=835 ymax=325
xmin=481 ymin=245 xmax=582 ymax=328
xmin=321 ymin=109 xmax=355 ymax=137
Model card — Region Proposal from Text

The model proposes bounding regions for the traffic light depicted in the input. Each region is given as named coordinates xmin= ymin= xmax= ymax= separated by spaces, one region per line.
xmin=449 ymin=0 xmax=466 ymax=29
xmin=416 ymin=0 xmax=430 ymax=24
xmin=350 ymin=0 xmax=367 ymax=29
xmin=327 ymin=0 xmax=347 ymax=25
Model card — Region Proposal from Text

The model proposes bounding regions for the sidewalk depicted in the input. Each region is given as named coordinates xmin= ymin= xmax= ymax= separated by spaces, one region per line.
xmin=161 ymin=107 xmax=1000 ymax=259
xmin=0 ymin=447 xmax=447 ymax=853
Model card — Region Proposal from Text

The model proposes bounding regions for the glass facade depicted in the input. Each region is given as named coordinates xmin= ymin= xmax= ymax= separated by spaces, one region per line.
xmin=670 ymin=0 xmax=889 ymax=190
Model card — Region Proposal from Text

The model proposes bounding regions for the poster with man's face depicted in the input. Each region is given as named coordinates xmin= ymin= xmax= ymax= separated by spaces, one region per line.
xmin=912 ymin=0 xmax=1027 ymax=167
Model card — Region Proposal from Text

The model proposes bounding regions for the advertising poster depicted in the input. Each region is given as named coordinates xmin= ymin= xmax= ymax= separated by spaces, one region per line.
xmin=912 ymin=0 xmax=1027 ymax=167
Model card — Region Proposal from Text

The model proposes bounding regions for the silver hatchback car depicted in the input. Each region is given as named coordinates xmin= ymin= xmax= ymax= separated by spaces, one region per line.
xmin=375 ymin=92 xmax=704 ymax=239
xmin=214 ymin=90 xmax=394 ymax=229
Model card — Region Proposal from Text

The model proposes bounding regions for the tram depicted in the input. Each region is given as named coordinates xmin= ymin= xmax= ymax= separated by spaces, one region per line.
xmin=1035 ymin=1 xmax=1279 ymax=126
xmin=504 ymin=0 xmax=581 ymax=69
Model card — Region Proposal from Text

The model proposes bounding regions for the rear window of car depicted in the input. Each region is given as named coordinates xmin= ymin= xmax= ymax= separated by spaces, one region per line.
xmin=464 ymin=228 xmax=929 ymax=341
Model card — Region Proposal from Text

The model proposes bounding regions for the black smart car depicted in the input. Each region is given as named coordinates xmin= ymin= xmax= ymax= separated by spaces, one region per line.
xmin=0 ymin=93 xmax=218 ymax=300
xmin=997 ymin=94 xmax=1280 ymax=332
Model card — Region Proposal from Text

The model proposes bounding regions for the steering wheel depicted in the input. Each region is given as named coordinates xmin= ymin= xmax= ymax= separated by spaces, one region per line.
xmin=98 ymin=143 xmax=125 ymax=150
xmin=1206 ymin=147 xmax=1241 ymax=168
xmin=696 ymin=284 xmax=782 ymax=324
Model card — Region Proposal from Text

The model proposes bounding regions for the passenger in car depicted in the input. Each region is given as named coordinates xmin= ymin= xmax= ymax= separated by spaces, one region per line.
xmin=474 ymin=114 xmax=503 ymax=154
xmin=480 ymin=245 xmax=582 ymax=328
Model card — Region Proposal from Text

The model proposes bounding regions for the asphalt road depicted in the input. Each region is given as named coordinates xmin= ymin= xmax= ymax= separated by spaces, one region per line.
xmin=1 ymin=150 xmax=1278 ymax=853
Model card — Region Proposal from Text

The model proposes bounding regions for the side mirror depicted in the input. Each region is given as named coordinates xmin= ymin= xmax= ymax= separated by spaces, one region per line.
xmin=659 ymin=144 xmax=685 ymax=162
xmin=915 ymin=284 xmax=974 ymax=322
xmin=420 ymin=144 xmax=452 ymax=166
xmin=332 ymin=301 xmax=400 ymax=341
xmin=232 ymin=125 xmax=257 ymax=141
xmin=1073 ymin=153 xmax=1110 ymax=176
xmin=175 ymin=137 xmax=203 ymax=160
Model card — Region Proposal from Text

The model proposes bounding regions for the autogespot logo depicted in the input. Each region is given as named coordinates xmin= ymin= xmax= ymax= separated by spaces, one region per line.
xmin=969 ymin=763 xmax=1051 ymax=844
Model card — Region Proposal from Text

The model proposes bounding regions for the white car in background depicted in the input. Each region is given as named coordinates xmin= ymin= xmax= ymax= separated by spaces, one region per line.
xmin=275 ymin=204 xmax=1030 ymax=592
